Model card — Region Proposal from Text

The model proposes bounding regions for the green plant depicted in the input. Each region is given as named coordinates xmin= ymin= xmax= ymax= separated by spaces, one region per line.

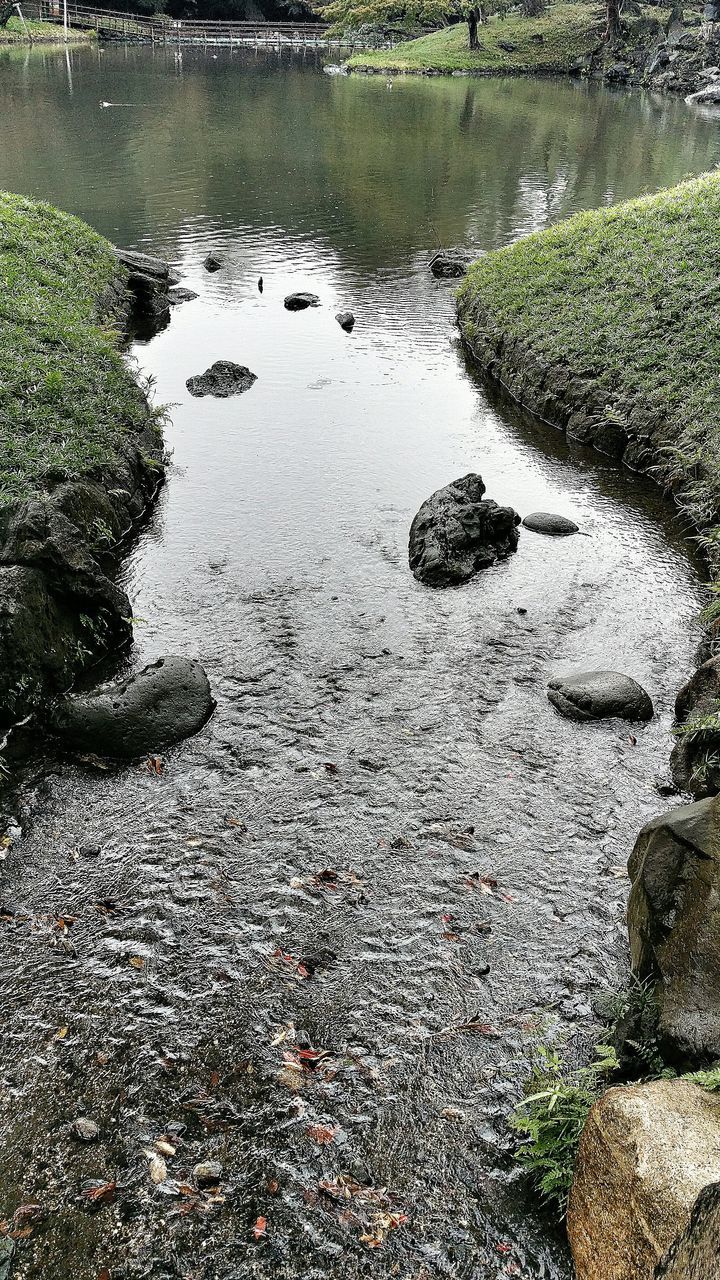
xmin=511 ymin=1042 xmax=619 ymax=1216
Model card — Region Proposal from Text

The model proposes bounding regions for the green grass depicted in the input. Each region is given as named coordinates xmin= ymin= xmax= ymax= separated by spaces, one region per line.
xmin=0 ymin=16 xmax=94 ymax=42
xmin=457 ymin=171 xmax=720 ymax=533
xmin=0 ymin=191 xmax=152 ymax=507
xmin=346 ymin=3 xmax=607 ymax=73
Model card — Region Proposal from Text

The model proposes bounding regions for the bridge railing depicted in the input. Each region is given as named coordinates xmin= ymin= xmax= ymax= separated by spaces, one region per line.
xmin=24 ymin=0 xmax=370 ymax=44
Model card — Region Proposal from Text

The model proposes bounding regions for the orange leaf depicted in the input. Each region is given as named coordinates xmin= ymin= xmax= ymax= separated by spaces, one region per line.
xmin=253 ymin=1215 xmax=267 ymax=1241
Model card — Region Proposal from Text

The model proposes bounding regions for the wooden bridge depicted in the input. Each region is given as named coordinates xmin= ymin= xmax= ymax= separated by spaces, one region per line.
xmin=25 ymin=0 xmax=374 ymax=47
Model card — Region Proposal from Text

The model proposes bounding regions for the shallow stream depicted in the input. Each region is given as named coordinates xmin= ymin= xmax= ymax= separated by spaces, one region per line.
xmin=1 ymin=45 xmax=720 ymax=1279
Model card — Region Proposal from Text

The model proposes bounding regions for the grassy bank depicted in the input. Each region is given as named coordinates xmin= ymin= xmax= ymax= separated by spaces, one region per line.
xmin=456 ymin=172 xmax=720 ymax=543
xmin=346 ymin=2 xmax=662 ymax=74
xmin=0 ymin=16 xmax=94 ymax=43
xmin=0 ymin=191 xmax=154 ymax=506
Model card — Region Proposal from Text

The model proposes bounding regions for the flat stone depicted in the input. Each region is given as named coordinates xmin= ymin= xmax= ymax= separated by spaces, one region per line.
xmin=628 ymin=794 xmax=720 ymax=1061
xmin=203 ymin=252 xmax=223 ymax=272
xmin=336 ymin=311 xmax=355 ymax=331
xmin=186 ymin=361 xmax=257 ymax=398
xmin=114 ymin=247 xmax=170 ymax=282
xmin=568 ymin=1080 xmax=720 ymax=1280
xmin=168 ymin=287 xmax=198 ymax=305
xmin=409 ymin=473 xmax=520 ymax=587
xmin=51 ymin=655 xmax=214 ymax=758
xmin=522 ymin=511 xmax=579 ymax=536
xmin=547 ymin=670 xmax=653 ymax=722
xmin=284 ymin=292 xmax=320 ymax=310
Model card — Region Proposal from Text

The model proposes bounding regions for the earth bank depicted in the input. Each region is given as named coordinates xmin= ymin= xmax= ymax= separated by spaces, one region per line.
xmin=0 ymin=192 xmax=166 ymax=730
xmin=456 ymin=166 xmax=720 ymax=1275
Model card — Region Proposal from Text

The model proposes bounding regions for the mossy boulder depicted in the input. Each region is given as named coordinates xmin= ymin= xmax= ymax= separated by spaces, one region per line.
xmin=628 ymin=796 xmax=720 ymax=1062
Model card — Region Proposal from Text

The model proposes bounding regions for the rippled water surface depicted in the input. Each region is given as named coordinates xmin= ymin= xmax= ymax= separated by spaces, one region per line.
xmin=1 ymin=45 xmax=719 ymax=1280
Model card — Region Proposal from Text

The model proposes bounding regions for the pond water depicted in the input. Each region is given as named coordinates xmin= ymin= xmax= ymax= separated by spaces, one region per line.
xmin=1 ymin=44 xmax=720 ymax=1280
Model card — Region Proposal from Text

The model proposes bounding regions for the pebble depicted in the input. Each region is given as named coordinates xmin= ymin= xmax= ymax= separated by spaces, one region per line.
xmin=193 ymin=1160 xmax=223 ymax=1187
xmin=72 ymin=1117 xmax=99 ymax=1142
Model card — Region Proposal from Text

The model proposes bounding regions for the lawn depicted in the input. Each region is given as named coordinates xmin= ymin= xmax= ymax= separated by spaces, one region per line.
xmin=346 ymin=2 xmax=664 ymax=74
xmin=0 ymin=191 xmax=153 ymax=506
xmin=457 ymin=171 xmax=720 ymax=538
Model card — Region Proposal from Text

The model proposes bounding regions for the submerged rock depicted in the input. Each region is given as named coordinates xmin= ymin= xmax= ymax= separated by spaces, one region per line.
xmin=628 ymin=794 xmax=720 ymax=1061
xmin=203 ymin=252 xmax=223 ymax=272
xmin=547 ymin=670 xmax=653 ymax=722
xmin=336 ymin=311 xmax=355 ymax=331
xmin=567 ymin=1079 xmax=720 ymax=1280
xmin=670 ymin=656 xmax=720 ymax=798
xmin=284 ymin=292 xmax=320 ymax=310
xmin=51 ymin=656 xmax=214 ymax=758
xmin=522 ymin=511 xmax=579 ymax=536
xmin=186 ymin=361 xmax=257 ymax=398
xmin=168 ymin=287 xmax=198 ymax=305
xmin=72 ymin=1117 xmax=99 ymax=1142
xmin=408 ymin=473 xmax=520 ymax=587
xmin=429 ymin=248 xmax=472 ymax=278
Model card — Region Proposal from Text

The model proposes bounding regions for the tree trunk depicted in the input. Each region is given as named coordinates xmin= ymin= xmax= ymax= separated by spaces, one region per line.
xmin=605 ymin=0 xmax=622 ymax=41
xmin=468 ymin=5 xmax=480 ymax=49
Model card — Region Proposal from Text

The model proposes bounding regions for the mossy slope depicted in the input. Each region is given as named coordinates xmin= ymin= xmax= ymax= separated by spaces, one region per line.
xmin=0 ymin=191 xmax=152 ymax=506
xmin=457 ymin=171 xmax=720 ymax=537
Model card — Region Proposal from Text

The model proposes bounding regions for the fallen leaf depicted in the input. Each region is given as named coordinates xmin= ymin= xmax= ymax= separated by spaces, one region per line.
xmin=54 ymin=1026 xmax=68 ymax=1041
xmin=305 ymin=1122 xmax=339 ymax=1145
xmin=146 ymin=756 xmax=164 ymax=775
xmin=253 ymin=1215 xmax=267 ymax=1241
xmin=82 ymin=1181 xmax=116 ymax=1205
xmin=323 ymin=761 xmax=338 ymax=774
xmin=129 ymin=956 xmax=145 ymax=970
xmin=266 ymin=1178 xmax=279 ymax=1194
xmin=145 ymin=1151 xmax=167 ymax=1184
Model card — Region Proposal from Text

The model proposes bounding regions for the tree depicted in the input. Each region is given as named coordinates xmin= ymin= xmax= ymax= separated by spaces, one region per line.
xmin=605 ymin=0 xmax=622 ymax=40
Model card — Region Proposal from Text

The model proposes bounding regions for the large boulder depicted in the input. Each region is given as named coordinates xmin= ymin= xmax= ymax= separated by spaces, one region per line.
xmin=567 ymin=1080 xmax=720 ymax=1280
xmin=186 ymin=362 xmax=257 ymax=398
xmin=547 ymin=670 xmax=653 ymax=722
xmin=51 ymin=656 xmax=214 ymax=758
xmin=627 ymin=795 xmax=720 ymax=1061
xmin=655 ymin=1181 xmax=720 ymax=1278
xmin=408 ymin=473 xmax=520 ymax=587
xmin=670 ymin=656 xmax=720 ymax=798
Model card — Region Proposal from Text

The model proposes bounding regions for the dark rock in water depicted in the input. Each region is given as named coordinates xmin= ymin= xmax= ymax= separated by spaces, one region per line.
xmin=656 ymin=1180 xmax=720 ymax=1278
xmin=670 ymin=656 xmax=720 ymax=798
xmin=336 ymin=311 xmax=355 ymax=331
xmin=186 ymin=361 xmax=257 ymax=398
xmin=284 ymin=292 xmax=320 ymax=311
xmin=548 ymin=670 xmax=653 ymax=722
xmin=429 ymin=248 xmax=472 ymax=278
xmin=408 ymin=473 xmax=521 ymax=587
xmin=203 ymin=252 xmax=223 ymax=272
xmin=628 ymin=795 xmax=720 ymax=1061
xmin=115 ymin=246 xmax=172 ymax=339
xmin=51 ymin=656 xmax=214 ymax=758
xmin=168 ymin=287 xmax=198 ymax=305
xmin=523 ymin=511 xmax=579 ymax=536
